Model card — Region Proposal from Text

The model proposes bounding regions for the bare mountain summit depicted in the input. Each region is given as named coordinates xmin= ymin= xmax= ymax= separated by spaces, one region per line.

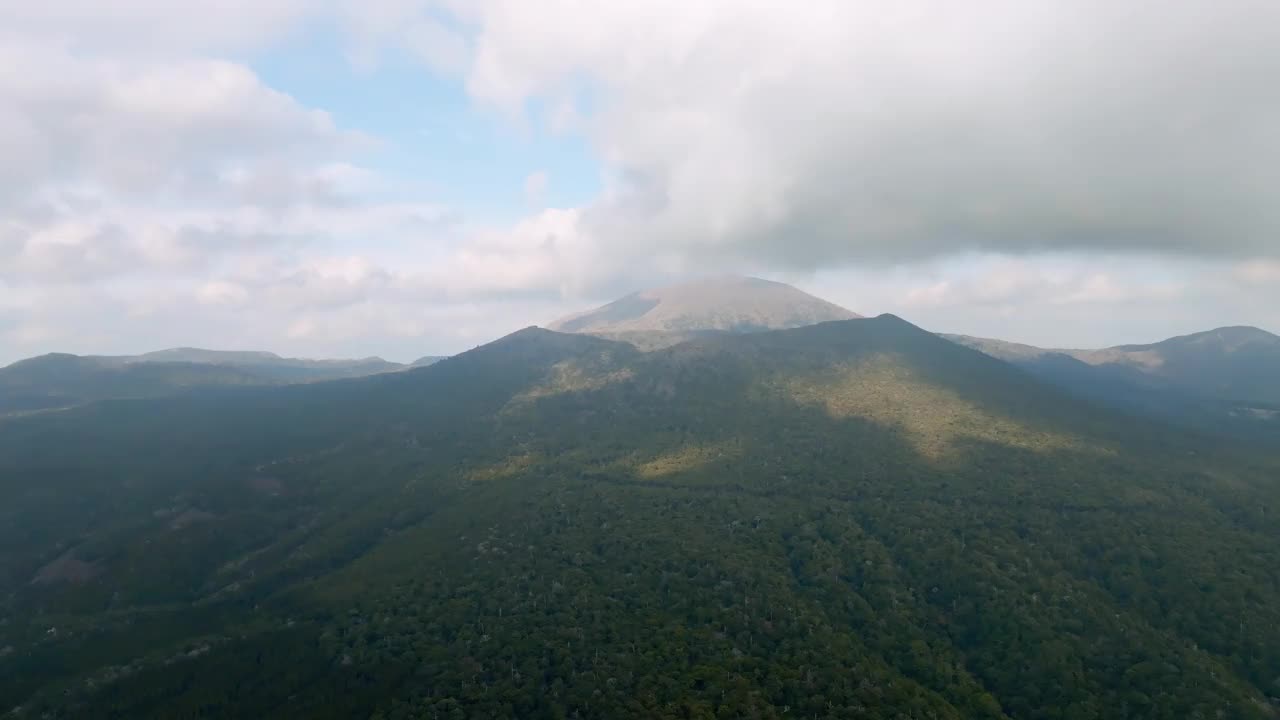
xmin=549 ymin=276 xmax=860 ymax=348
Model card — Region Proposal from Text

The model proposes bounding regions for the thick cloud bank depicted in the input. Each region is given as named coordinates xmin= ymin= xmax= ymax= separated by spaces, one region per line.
xmin=446 ymin=0 xmax=1280 ymax=271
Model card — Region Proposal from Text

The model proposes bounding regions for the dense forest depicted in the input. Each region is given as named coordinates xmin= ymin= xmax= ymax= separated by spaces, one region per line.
xmin=1 ymin=317 xmax=1278 ymax=718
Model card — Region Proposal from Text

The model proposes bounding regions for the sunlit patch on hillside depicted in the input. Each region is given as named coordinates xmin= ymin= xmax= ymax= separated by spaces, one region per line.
xmin=504 ymin=356 xmax=635 ymax=411
xmin=1235 ymin=407 xmax=1278 ymax=421
xmin=1082 ymin=348 xmax=1165 ymax=370
xmin=633 ymin=441 xmax=742 ymax=479
xmin=1197 ymin=467 xmax=1253 ymax=492
xmin=776 ymin=354 xmax=1091 ymax=461
xmin=31 ymin=549 xmax=102 ymax=586
xmin=467 ymin=452 xmax=542 ymax=481
xmin=1119 ymin=485 xmax=1171 ymax=507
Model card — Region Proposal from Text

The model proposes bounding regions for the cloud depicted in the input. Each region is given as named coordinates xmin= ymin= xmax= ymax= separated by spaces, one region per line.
xmin=895 ymin=258 xmax=1185 ymax=312
xmin=3 ymin=1 xmax=1277 ymax=364
xmin=0 ymin=11 xmax=487 ymax=362
xmin=196 ymin=281 xmax=251 ymax=308
xmin=0 ymin=37 xmax=356 ymax=285
xmin=415 ymin=0 xmax=1280 ymax=280
xmin=338 ymin=0 xmax=472 ymax=74
xmin=805 ymin=253 xmax=1276 ymax=348
xmin=1236 ymin=260 xmax=1280 ymax=285
xmin=0 ymin=32 xmax=461 ymax=289
xmin=0 ymin=262 xmax=580 ymax=365
xmin=0 ymin=1 xmax=315 ymax=55
xmin=0 ymin=38 xmax=362 ymax=209
xmin=0 ymin=199 xmax=454 ymax=286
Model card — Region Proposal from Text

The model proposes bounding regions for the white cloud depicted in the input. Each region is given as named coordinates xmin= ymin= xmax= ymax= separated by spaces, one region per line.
xmin=0 ymin=38 xmax=362 ymax=208
xmin=410 ymin=0 xmax=1280 ymax=284
xmin=0 ymin=24 xmax=483 ymax=292
xmin=338 ymin=0 xmax=472 ymax=74
xmin=196 ymin=281 xmax=250 ymax=307
xmin=0 ymin=10 xmax=488 ymax=363
xmin=0 ymin=1 xmax=315 ymax=55
xmin=1236 ymin=260 xmax=1280 ymax=285
xmin=890 ymin=257 xmax=1184 ymax=313
xmin=0 ymin=32 xmax=399 ymax=292
xmin=804 ymin=254 xmax=1276 ymax=348
xmin=0 ymin=199 xmax=455 ymax=287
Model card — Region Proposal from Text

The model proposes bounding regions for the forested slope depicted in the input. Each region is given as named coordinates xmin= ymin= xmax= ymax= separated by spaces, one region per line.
xmin=1 ymin=317 xmax=1277 ymax=719
xmin=0 ymin=349 xmax=408 ymax=415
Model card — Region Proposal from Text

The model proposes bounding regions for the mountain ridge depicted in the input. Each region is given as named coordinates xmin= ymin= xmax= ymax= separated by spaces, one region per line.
xmin=946 ymin=325 xmax=1280 ymax=396
xmin=0 ymin=348 xmax=429 ymax=415
xmin=945 ymin=325 xmax=1280 ymax=441
xmin=946 ymin=324 xmax=1278 ymax=360
xmin=2 ymin=316 xmax=1279 ymax=717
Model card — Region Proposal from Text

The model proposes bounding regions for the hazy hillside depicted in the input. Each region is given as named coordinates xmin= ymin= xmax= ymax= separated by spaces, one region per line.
xmin=133 ymin=348 xmax=405 ymax=380
xmin=1 ymin=318 xmax=1278 ymax=718
xmin=1084 ymin=326 xmax=1280 ymax=405
xmin=549 ymin=276 xmax=860 ymax=347
xmin=945 ymin=327 xmax=1280 ymax=439
xmin=0 ymin=355 xmax=275 ymax=415
xmin=0 ymin=349 xmax=412 ymax=415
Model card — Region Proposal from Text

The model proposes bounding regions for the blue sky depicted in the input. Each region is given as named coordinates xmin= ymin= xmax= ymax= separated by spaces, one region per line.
xmin=0 ymin=1 xmax=1277 ymax=364
xmin=252 ymin=32 xmax=601 ymax=221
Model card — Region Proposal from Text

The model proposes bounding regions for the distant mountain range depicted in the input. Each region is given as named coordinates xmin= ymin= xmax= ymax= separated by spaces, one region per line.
xmin=549 ymin=275 xmax=860 ymax=349
xmin=945 ymin=326 xmax=1280 ymax=439
xmin=0 ymin=349 xmax=446 ymax=415
xmin=6 ymin=275 xmax=1274 ymax=446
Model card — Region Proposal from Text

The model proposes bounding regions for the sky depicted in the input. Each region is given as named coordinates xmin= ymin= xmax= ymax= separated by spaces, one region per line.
xmin=1 ymin=0 xmax=1278 ymax=365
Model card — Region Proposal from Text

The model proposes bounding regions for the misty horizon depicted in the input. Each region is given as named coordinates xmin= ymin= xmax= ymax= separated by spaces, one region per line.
xmin=3 ymin=273 xmax=1277 ymax=367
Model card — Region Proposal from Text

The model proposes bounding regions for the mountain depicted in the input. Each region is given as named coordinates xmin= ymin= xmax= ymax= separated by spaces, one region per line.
xmin=0 ymin=349 xmax=408 ymax=415
xmin=130 ymin=348 xmax=289 ymax=365
xmin=1081 ymin=326 xmax=1280 ymax=405
xmin=2 ymin=317 xmax=1278 ymax=718
xmin=549 ymin=275 xmax=861 ymax=348
xmin=132 ymin=348 xmax=404 ymax=378
xmin=945 ymin=326 xmax=1280 ymax=438
xmin=0 ymin=354 xmax=274 ymax=415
